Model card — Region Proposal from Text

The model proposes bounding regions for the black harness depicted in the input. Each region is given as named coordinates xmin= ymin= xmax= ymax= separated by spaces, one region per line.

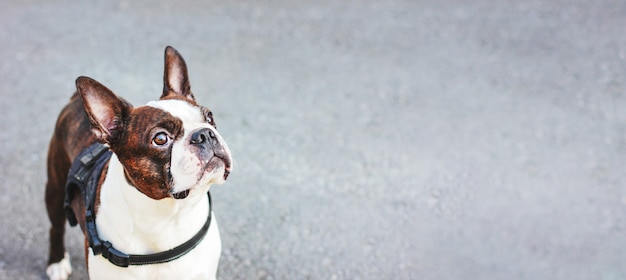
xmin=64 ymin=143 xmax=213 ymax=267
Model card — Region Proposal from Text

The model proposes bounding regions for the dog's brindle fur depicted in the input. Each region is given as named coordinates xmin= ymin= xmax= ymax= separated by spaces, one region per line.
xmin=46 ymin=89 xmax=100 ymax=266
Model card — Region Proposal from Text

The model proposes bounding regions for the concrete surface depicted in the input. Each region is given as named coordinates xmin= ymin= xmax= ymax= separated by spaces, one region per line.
xmin=1 ymin=0 xmax=625 ymax=279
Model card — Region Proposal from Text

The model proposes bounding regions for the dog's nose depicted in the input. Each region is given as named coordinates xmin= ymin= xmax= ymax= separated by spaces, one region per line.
xmin=190 ymin=128 xmax=217 ymax=146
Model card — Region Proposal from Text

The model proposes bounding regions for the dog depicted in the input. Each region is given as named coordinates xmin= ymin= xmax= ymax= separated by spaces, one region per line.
xmin=44 ymin=46 xmax=232 ymax=280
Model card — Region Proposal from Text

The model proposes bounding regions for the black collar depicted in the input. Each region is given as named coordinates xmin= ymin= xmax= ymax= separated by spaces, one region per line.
xmin=86 ymin=191 xmax=213 ymax=267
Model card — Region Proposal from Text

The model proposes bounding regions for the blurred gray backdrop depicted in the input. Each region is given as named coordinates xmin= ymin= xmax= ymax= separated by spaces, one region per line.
xmin=1 ymin=0 xmax=625 ymax=279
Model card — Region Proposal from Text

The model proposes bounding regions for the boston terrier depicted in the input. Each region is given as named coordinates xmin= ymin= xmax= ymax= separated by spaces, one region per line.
xmin=44 ymin=46 xmax=232 ymax=280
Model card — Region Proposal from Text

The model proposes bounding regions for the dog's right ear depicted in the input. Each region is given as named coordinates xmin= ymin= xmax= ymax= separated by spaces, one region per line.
xmin=161 ymin=46 xmax=195 ymax=101
xmin=76 ymin=76 xmax=132 ymax=144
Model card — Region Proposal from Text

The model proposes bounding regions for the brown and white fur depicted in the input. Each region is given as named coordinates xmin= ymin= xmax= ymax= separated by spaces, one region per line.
xmin=45 ymin=46 xmax=232 ymax=280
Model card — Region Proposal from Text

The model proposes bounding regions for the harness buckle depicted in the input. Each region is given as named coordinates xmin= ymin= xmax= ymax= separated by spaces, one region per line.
xmin=102 ymin=241 xmax=131 ymax=267
xmin=80 ymin=143 xmax=109 ymax=166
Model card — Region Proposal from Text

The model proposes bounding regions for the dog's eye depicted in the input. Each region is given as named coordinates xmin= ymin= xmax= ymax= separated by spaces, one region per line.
xmin=152 ymin=132 xmax=169 ymax=146
xmin=202 ymin=107 xmax=216 ymax=128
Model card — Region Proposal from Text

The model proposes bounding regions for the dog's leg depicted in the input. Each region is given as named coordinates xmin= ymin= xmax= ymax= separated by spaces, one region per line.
xmin=45 ymin=138 xmax=72 ymax=280
xmin=46 ymin=252 xmax=72 ymax=280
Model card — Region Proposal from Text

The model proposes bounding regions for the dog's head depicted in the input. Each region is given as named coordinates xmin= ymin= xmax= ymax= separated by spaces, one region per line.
xmin=76 ymin=46 xmax=231 ymax=200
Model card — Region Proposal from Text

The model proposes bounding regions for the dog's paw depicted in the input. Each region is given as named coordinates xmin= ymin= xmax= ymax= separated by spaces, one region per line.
xmin=46 ymin=252 xmax=72 ymax=280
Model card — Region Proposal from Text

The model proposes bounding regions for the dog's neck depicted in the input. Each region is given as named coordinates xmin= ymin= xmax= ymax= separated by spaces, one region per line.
xmin=94 ymin=154 xmax=210 ymax=254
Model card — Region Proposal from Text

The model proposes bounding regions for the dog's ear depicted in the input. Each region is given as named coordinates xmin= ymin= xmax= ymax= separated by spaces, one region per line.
xmin=76 ymin=76 xmax=132 ymax=144
xmin=162 ymin=46 xmax=195 ymax=101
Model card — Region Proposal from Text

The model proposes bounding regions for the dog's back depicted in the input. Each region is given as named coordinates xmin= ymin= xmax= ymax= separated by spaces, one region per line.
xmin=45 ymin=93 xmax=97 ymax=279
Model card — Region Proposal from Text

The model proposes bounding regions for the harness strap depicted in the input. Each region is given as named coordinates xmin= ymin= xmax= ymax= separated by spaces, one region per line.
xmin=89 ymin=192 xmax=213 ymax=267
xmin=65 ymin=143 xmax=111 ymax=226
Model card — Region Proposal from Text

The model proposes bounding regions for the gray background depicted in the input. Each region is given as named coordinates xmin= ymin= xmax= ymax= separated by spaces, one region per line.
xmin=1 ymin=0 xmax=625 ymax=279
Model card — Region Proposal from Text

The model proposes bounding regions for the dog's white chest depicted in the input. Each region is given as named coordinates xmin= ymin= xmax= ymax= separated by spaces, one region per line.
xmin=87 ymin=215 xmax=221 ymax=280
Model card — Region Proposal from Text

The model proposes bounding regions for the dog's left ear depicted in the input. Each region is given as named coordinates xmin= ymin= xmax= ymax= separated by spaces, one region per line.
xmin=162 ymin=46 xmax=195 ymax=101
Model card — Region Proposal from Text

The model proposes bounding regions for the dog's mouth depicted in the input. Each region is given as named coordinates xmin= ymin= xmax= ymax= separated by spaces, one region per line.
xmin=221 ymin=158 xmax=231 ymax=180
xmin=223 ymin=167 xmax=230 ymax=180
xmin=172 ymin=189 xmax=190 ymax=200
xmin=170 ymin=152 xmax=231 ymax=200
xmin=214 ymin=152 xmax=232 ymax=180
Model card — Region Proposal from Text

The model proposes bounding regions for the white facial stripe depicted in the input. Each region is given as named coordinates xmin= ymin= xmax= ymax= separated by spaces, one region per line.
xmin=146 ymin=100 xmax=205 ymax=131
xmin=146 ymin=100 xmax=226 ymax=194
